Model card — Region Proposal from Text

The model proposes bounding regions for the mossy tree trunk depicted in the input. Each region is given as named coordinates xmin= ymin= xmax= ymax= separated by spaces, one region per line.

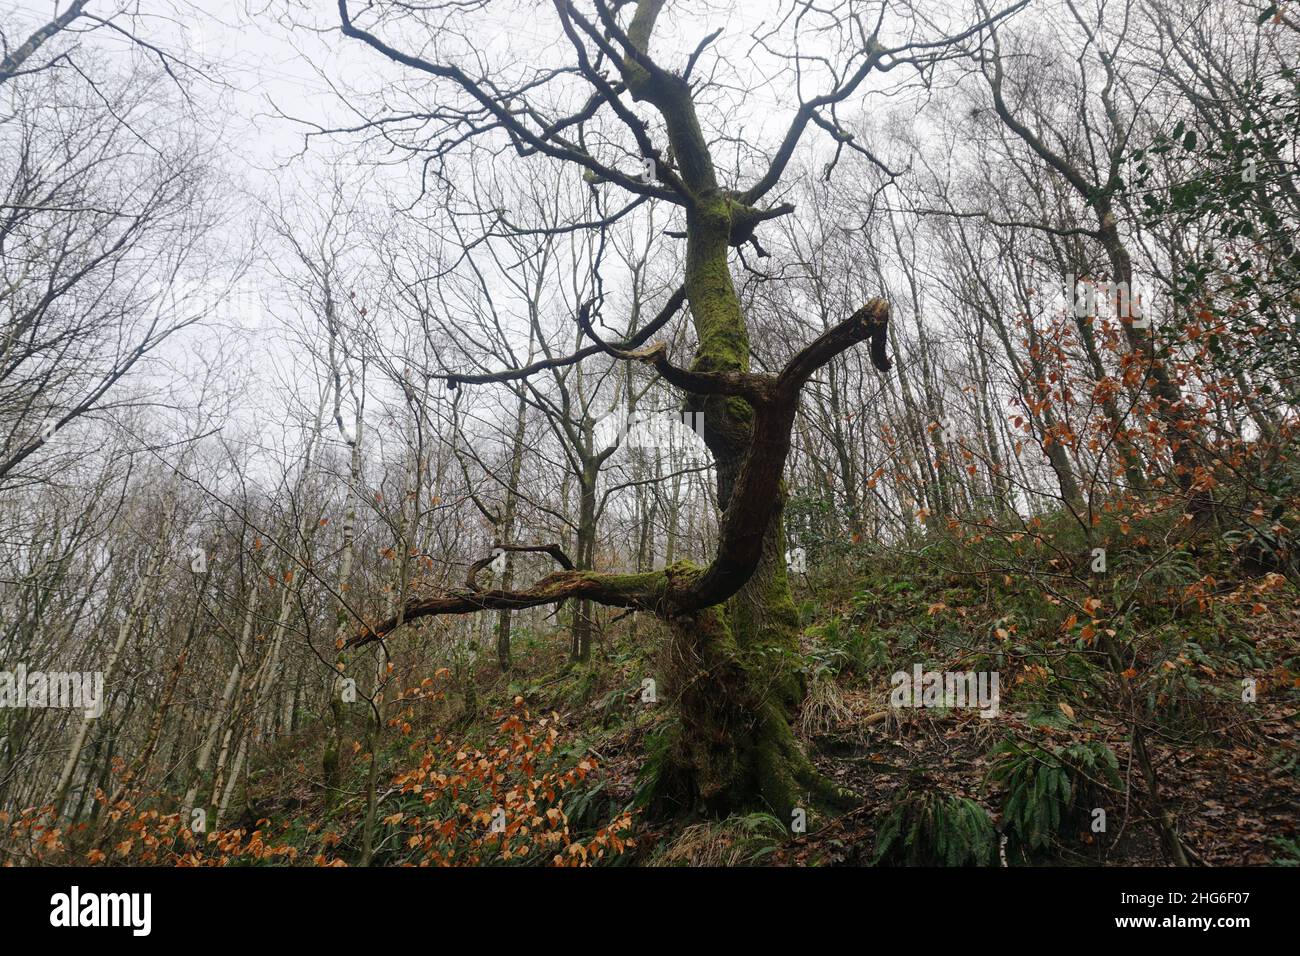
xmin=617 ymin=23 xmax=834 ymax=815
xmin=656 ymin=516 xmax=839 ymax=818
xmin=339 ymin=0 xmax=905 ymax=821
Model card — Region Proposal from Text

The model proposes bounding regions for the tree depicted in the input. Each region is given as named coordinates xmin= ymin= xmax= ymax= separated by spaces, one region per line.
xmin=0 ymin=1 xmax=94 ymax=84
xmin=333 ymin=0 xmax=1022 ymax=816
xmin=0 ymin=43 xmax=227 ymax=490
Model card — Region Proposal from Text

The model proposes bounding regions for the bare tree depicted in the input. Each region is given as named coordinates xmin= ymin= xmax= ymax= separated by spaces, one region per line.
xmin=0 ymin=46 xmax=228 ymax=490
xmin=331 ymin=0 xmax=1021 ymax=815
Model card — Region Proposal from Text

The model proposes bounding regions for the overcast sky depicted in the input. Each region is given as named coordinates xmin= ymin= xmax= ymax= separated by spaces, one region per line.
xmin=1 ymin=0 xmax=992 ymax=484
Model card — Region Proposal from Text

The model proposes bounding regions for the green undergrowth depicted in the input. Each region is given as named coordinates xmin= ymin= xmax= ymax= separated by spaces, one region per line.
xmin=219 ymin=502 xmax=1297 ymax=865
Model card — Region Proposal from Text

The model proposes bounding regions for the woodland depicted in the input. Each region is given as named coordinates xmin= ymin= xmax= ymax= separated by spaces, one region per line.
xmin=0 ymin=0 xmax=1297 ymax=869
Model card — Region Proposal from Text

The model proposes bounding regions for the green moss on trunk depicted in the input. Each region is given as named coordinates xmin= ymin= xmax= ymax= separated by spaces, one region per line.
xmin=653 ymin=589 xmax=844 ymax=819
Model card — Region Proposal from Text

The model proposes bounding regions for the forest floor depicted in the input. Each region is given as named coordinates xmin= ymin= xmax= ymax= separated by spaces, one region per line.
xmin=581 ymin=630 xmax=1299 ymax=866
xmin=233 ymin=514 xmax=1300 ymax=867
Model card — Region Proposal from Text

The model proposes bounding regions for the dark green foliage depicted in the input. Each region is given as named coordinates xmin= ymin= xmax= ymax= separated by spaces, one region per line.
xmin=632 ymin=721 xmax=677 ymax=813
xmin=873 ymin=784 xmax=998 ymax=866
xmin=1125 ymin=68 xmax=1300 ymax=385
xmin=1271 ymin=835 xmax=1300 ymax=866
xmin=803 ymin=615 xmax=888 ymax=679
xmin=987 ymin=739 xmax=1121 ymax=853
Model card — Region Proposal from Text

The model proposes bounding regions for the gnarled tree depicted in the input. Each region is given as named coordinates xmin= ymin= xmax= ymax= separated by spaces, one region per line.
xmin=335 ymin=0 xmax=1021 ymax=817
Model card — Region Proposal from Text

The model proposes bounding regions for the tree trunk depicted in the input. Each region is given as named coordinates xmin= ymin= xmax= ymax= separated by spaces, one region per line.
xmin=655 ymin=506 xmax=835 ymax=817
xmin=648 ymin=192 xmax=841 ymax=818
xmin=495 ymin=390 xmax=528 ymax=671
xmin=570 ymin=461 xmax=598 ymax=662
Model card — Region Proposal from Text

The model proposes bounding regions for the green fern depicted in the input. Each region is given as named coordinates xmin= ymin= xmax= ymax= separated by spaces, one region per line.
xmin=1271 ymin=836 xmax=1300 ymax=866
xmin=874 ymin=785 xmax=997 ymax=866
xmin=804 ymin=615 xmax=887 ymax=678
xmin=988 ymin=739 xmax=1121 ymax=852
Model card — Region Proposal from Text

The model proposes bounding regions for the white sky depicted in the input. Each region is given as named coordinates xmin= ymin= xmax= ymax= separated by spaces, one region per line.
xmin=1 ymin=0 xmax=999 ymax=483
